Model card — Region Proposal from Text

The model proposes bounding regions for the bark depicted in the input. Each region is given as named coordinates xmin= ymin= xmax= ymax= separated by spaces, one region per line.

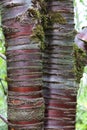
xmin=43 ymin=0 xmax=77 ymax=130
xmin=0 ymin=0 xmax=44 ymax=130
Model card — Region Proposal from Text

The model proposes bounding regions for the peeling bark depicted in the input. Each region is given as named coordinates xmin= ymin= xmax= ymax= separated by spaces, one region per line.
xmin=1 ymin=0 xmax=44 ymax=130
xmin=43 ymin=0 xmax=77 ymax=130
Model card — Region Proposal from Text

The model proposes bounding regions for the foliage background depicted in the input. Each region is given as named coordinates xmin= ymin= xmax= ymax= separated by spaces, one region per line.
xmin=76 ymin=67 xmax=87 ymax=130
xmin=0 ymin=15 xmax=7 ymax=130
xmin=74 ymin=0 xmax=87 ymax=30
xmin=74 ymin=0 xmax=87 ymax=130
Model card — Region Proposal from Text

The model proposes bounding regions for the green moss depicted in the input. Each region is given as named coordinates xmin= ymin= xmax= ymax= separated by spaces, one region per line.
xmin=30 ymin=1 xmax=67 ymax=50
xmin=30 ymin=0 xmax=47 ymax=50
xmin=31 ymin=25 xmax=45 ymax=50
xmin=73 ymin=44 xmax=87 ymax=83
xmin=28 ymin=8 xmax=41 ymax=21
xmin=49 ymin=11 xmax=67 ymax=24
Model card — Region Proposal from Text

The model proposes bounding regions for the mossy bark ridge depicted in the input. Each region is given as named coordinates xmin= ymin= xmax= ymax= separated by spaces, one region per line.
xmin=0 ymin=0 xmax=44 ymax=130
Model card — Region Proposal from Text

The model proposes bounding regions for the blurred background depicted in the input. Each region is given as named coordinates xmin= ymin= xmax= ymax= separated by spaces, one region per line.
xmin=74 ymin=0 xmax=87 ymax=129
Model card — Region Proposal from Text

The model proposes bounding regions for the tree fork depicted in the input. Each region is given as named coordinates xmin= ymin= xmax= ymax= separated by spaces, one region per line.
xmin=0 ymin=0 xmax=44 ymax=130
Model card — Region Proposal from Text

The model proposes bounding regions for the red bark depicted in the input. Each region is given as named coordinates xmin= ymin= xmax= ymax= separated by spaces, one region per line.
xmin=43 ymin=0 xmax=77 ymax=129
xmin=1 ymin=0 xmax=44 ymax=130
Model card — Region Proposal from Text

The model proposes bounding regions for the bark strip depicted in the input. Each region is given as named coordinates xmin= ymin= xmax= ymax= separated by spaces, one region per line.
xmin=1 ymin=0 xmax=44 ymax=130
xmin=43 ymin=0 xmax=77 ymax=130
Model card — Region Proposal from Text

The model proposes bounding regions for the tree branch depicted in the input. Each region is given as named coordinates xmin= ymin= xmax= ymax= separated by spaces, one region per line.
xmin=0 ymin=53 xmax=6 ymax=60
xmin=0 ymin=114 xmax=8 ymax=124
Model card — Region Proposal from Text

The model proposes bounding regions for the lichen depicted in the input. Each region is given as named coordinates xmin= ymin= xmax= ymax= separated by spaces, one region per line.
xmin=73 ymin=44 xmax=87 ymax=83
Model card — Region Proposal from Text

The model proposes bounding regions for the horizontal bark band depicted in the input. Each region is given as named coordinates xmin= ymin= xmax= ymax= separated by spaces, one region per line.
xmin=44 ymin=119 xmax=75 ymax=127
xmin=4 ymin=21 xmax=33 ymax=38
xmin=7 ymin=54 xmax=41 ymax=61
xmin=8 ymin=82 xmax=42 ymax=87
xmin=43 ymin=87 xmax=76 ymax=94
xmin=45 ymin=101 xmax=76 ymax=109
xmin=7 ymin=61 xmax=42 ymax=68
xmin=9 ymin=120 xmax=43 ymax=125
xmin=6 ymin=49 xmax=41 ymax=55
xmin=7 ymin=78 xmax=41 ymax=83
xmin=7 ymin=74 xmax=42 ymax=80
xmin=7 ymin=68 xmax=42 ymax=74
xmin=9 ymin=86 xmax=42 ymax=92
xmin=8 ymin=93 xmax=43 ymax=98
xmin=44 ymin=95 xmax=76 ymax=103
xmin=8 ymin=99 xmax=44 ymax=109
xmin=45 ymin=109 xmax=76 ymax=117
xmin=6 ymin=36 xmax=30 ymax=46
xmin=8 ymin=105 xmax=44 ymax=121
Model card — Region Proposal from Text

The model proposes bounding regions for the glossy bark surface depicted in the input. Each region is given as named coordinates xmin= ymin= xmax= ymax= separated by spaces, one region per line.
xmin=1 ymin=0 xmax=44 ymax=130
xmin=43 ymin=0 xmax=77 ymax=130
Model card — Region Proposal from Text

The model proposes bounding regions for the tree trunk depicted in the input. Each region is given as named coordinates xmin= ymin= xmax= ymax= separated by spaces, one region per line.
xmin=1 ymin=0 xmax=44 ymax=130
xmin=43 ymin=0 xmax=77 ymax=130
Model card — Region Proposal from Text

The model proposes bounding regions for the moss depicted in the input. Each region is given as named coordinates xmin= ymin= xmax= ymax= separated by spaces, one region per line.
xmin=28 ymin=8 xmax=41 ymax=21
xmin=73 ymin=44 xmax=87 ymax=83
xmin=29 ymin=0 xmax=47 ymax=50
xmin=30 ymin=0 xmax=67 ymax=50
xmin=49 ymin=11 xmax=67 ymax=24
xmin=31 ymin=25 xmax=45 ymax=50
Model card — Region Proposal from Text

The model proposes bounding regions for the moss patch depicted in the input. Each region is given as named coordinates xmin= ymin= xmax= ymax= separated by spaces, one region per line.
xmin=30 ymin=25 xmax=45 ymax=50
xmin=73 ymin=44 xmax=87 ymax=83
xmin=30 ymin=0 xmax=67 ymax=50
xmin=49 ymin=11 xmax=66 ymax=24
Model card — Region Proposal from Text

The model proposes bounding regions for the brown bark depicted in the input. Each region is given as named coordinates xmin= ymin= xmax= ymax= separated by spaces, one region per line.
xmin=43 ymin=0 xmax=77 ymax=130
xmin=1 ymin=0 xmax=44 ymax=130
